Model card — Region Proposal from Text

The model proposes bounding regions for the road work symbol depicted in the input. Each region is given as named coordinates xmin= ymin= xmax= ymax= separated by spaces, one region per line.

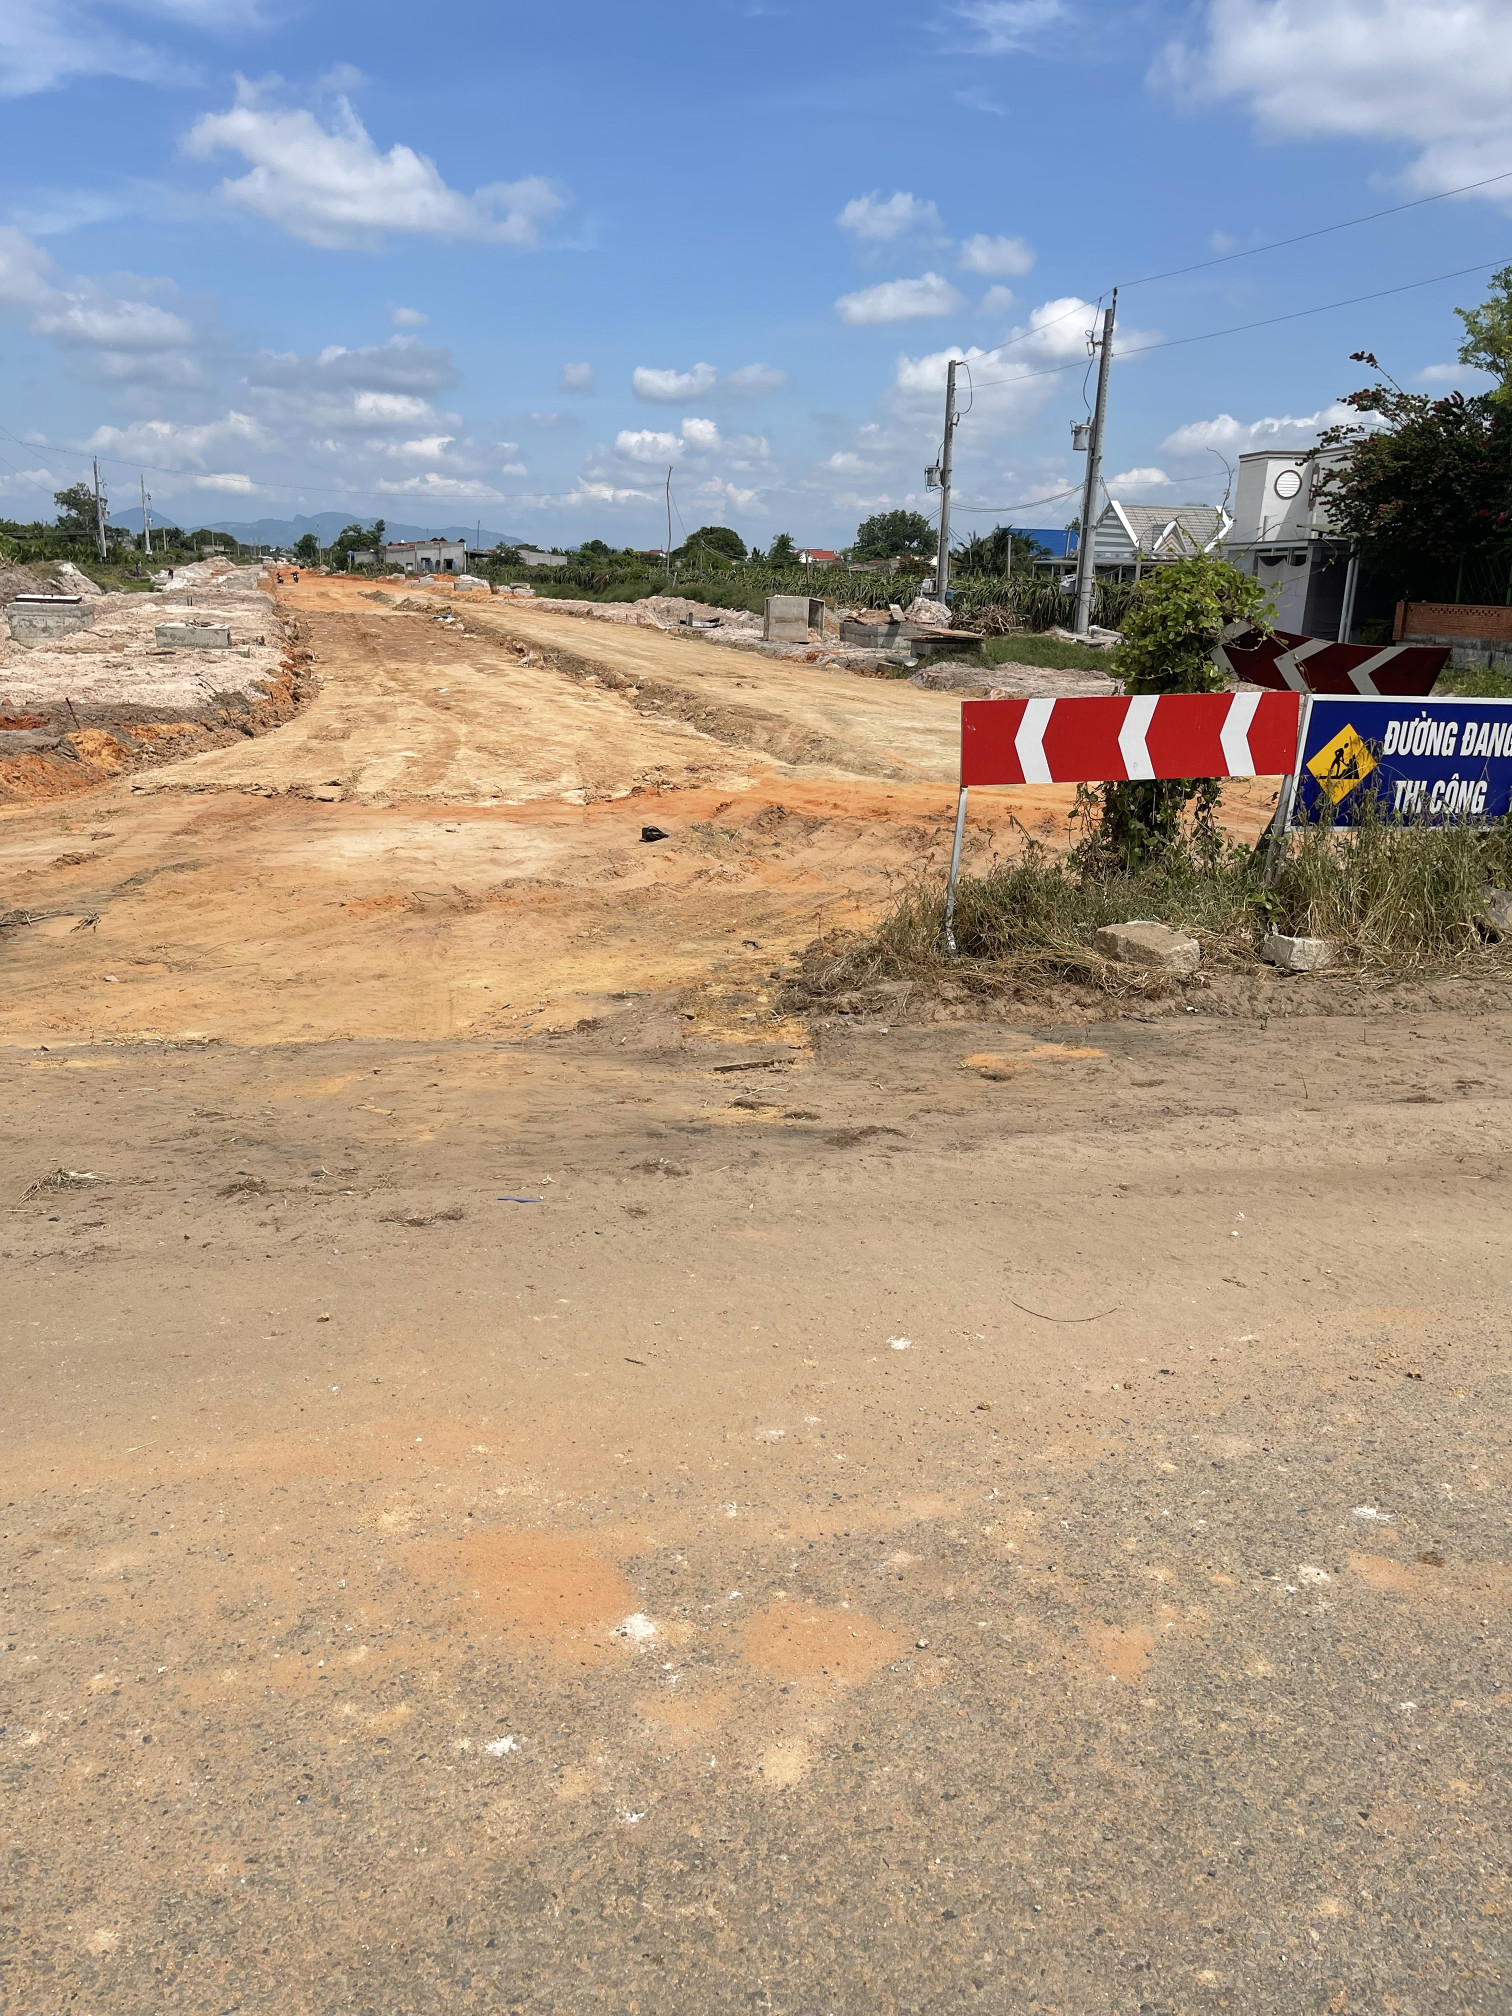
xmin=1307 ymin=722 xmax=1378 ymax=805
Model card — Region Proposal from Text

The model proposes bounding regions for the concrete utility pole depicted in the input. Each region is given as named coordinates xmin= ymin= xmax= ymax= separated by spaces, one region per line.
xmin=936 ymin=358 xmax=959 ymax=602
xmin=92 ymin=457 xmax=108 ymax=563
xmin=1071 ymin=290 xmax=1116 ymax=636
xmin=140 ymin=473 xmax=151 ymax=559
xmin=665 ymin=467 xmax=674 ymax=578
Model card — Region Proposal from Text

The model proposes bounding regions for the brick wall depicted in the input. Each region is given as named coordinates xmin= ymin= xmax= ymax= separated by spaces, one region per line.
xmin=1395 ymin=601 xmax=1512 ymax=642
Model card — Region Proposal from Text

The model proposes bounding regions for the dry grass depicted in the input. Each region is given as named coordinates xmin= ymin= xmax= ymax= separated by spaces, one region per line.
xmin=789 ymin=809 xmax=1512 ymax=1010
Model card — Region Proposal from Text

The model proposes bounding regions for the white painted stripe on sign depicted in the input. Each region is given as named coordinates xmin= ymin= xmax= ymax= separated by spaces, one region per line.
xmin=1220 ymin=690 xmax=1262 ymax=777
xmin=1346 ymin=647 xmax=1400 ymax=696
xmin=1118 ymin=694 xmax=1158 ymax=779
xmin=1014 ymin=696 xmax=1054 ymax=783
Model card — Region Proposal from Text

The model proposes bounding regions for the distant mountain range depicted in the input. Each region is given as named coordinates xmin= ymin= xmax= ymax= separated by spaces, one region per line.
xmin=106 ymin=508 xmax=527 ymax=549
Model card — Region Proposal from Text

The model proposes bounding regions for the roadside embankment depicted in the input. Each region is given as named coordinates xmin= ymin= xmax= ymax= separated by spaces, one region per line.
xmin=0 ymin=561 xmax=308 ymax=804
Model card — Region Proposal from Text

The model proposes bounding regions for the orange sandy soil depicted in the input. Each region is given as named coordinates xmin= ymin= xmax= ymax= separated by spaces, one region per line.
xmin=17 ymin=580 xmax=1501 ymax=2015
xmin=0 ymin=573 xmax=1280 ymax=1048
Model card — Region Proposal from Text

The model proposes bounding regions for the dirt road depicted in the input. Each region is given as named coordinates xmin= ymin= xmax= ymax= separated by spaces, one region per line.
xmin=0 ymin=578 xmax=1277 ymax=1049
xmin=4 ymin=580 xmax=1507 ymax=2013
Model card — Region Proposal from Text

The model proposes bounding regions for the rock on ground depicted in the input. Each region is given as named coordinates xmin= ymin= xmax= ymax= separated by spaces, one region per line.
xmin=1261 ymin=932 xmax=1336 ymax=972
xmin=1094 ymin=918 xmax=1202 ymax=971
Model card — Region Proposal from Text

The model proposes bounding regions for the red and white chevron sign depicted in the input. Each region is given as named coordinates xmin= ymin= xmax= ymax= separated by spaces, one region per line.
xmin=960 ymin=691 xmax=1301 ymax=787
xmin=1215 ymin=627 xmax=1449 ymax=697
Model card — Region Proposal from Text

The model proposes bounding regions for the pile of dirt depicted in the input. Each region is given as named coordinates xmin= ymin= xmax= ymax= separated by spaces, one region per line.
xmin=511 ymin=594 xmax=763 ymax=633
xmin=0 ymin=565 xmax=307 ymax=805
xmin=910 ymin=659 xmax=1120 ymax=698
xmin=0 ymin=558 xmax=104 ymax=603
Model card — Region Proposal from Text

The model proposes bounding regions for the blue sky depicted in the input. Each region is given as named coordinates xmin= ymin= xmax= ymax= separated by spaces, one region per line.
xmin=2 ymin=0 xmax=1510 ymax=549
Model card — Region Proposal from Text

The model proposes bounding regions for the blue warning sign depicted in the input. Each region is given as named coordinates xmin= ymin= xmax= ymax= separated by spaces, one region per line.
xmin=1294 ymin=697 xmax=1512 ymax=826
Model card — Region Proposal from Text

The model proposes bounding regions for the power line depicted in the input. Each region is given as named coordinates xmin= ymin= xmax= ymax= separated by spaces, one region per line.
xmin=954 ymin=169 xmax=1512 ymax=375
xmin=950 ymin=485 xmax=1080 ymax=516
xmin=1117 ymin=166 xmax=1512 ymax=291
xmin=965 ymin=251 xmax=1512 ymax=390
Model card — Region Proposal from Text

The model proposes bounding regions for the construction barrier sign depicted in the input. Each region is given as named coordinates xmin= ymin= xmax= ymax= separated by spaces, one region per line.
xmin=960 ymin=691 xmax=1301 ymax=787
xmin=1293 ymin=697 xmax=1512 ymax=826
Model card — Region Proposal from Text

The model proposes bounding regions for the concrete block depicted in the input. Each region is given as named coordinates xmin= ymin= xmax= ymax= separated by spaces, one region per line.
xmin=156 ymin=621 xmax=232 ymax=650
xmin=6 ymin=595 xmax=91 ymax=643
xmin=1260 ymin=931 xmax=1335 ymax=972
xmin=1094 ymin=919 xmax=1201 ymax=972
xmin=765 ymin=594 xmax=814 ymax=643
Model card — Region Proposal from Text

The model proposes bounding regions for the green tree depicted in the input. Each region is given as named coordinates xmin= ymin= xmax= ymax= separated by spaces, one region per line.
xmin=673 ymin=523 xmax=747 ymax=565
xmin=1456 ymin=265 xmax=1512 ymax=405
xmin=1315 ymin=361 xmax=1511 ymax=589
xmin=53 ymin=481 xmax=97 ymax=538
xmin=766 ymin=531 xmax=796 ymax=566
xmin=954 ymin=525 xmax=1048 ymax=575
xmin=578 ymin=538 xmax=614 ymax=558
xmin=294 ymin=532 xmax=320 ymax=564
xmin=852 ymin=509 xmax=934 ymax=560
xmin=1087 ymin=554 xmax=1271 ymax=869
xmin=328 ymin=519 xmax=386 ymax=561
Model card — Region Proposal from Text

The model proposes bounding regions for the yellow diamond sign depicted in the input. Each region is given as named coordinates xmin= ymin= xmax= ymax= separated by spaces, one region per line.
xmin=1307 ymin=721 xmax=1378 ymax=804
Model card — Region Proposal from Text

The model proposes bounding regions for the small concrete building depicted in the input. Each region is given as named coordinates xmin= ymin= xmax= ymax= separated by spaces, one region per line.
xmin=516 ymin=549 xmax=570 ymax=570
xmin=1224 ymin=448 xmax=1353 ymax=636
xmin=381 ymin=538 xmax=467 ymax=574
xmin=765 ymin=595 xmax=836 ymax=642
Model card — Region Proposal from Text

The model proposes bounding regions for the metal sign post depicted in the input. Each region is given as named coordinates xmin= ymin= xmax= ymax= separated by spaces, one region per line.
xmin=943 ymin=787 xmax=970 ymax=956
xmin=1264 ymin=692 xmax=1313 ymax=882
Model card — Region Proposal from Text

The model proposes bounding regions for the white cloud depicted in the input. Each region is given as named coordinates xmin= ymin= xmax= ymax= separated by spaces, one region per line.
xmin=632 ymin=362 xmax=718 ymax=402
xmin=0 ymin=4 xmax=200 ymax=98
xmin=1156 ymin=0 xmax=1512 ymax=197
xmin=630 ymin=360 xmax=782 ymax=403
xmin=185 ymin=83 xmax=568 ymax=249
xmin=31 ymin=297 xmax=193 ymax=350
xmin=722 ymin=361 xmax=785 ymax=397
xmin=837 ymin=191 xmax=943 ymax=240
xmin=1418 ymin=360 xmax=1492 ymax=383
xmin=945 ymin=0 xmax=1068 ymax=53
xmin=959 ymin=232 xmax=1036 ymax=277
xmin=351 ymin=390 xmax=437 ymax=427
xmin=374 ymin=472 xmax=507 ymax=501
xmin=0 ymin=225 xmax=58 ymax=307
xmin=889 ymin=297 xmax=1149 ymax=430
xmin=249 ymin=334 xmax=456 ymax=397
xmin=1108 ymin=466 xmax=1173 ymax=488
xmin=836 ymin=273 xmax=965 ymax=325
xmin=0 ymin=222 xmax=203 ymax=384
xmin=615 ymin=428 xmax=683 ymax=463
xmin=1160 ymin=404 xmax=1356 ymax=455
xmin=680 ymin=416 xmax=721 ymax=450
xmin=193 ymin=471 xmax=257 ymax=493
xmin=386 ymin=433 xmax=457 ymax=460
xmin=560 ymin=361 xmax=594 ymax=393
xmin=86 ymin=412 xmax=265 ymax=464
xmin=390 ymin=305 xmax=428 ymax=328
xmin=978 ymin=284 xmax=1017 ymax=317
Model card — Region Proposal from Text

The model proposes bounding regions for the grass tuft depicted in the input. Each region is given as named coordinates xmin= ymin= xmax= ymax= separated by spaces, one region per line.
xmin=790 ymin=805 xmax=1512 ymax=1009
